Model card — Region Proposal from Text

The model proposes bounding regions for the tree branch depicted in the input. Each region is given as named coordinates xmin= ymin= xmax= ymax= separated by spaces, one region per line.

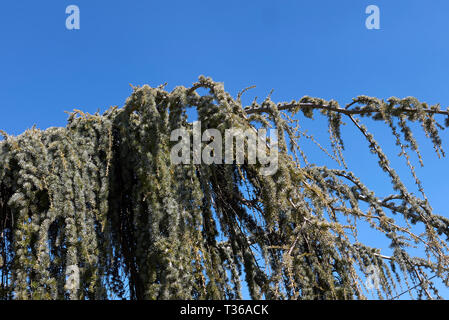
xmin=244 ymin=102 xmax=449 ymax=117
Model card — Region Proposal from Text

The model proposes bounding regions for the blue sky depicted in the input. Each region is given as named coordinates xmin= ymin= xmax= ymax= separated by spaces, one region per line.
xmin=0 ymin=0 xmax=448 ymax=299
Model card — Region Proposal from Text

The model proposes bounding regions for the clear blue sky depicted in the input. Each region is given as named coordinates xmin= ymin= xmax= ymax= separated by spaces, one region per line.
xmin=0 ymin=0 xmax=448 ymax=299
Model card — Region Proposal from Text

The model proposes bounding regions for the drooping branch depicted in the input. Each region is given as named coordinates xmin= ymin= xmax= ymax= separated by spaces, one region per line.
xmin=244 ymin=98 xmax=449 ymax=117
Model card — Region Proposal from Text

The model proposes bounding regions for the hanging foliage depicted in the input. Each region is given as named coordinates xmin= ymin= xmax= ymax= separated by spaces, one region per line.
xmin=1 ymin=76 xmax=449 ymax=300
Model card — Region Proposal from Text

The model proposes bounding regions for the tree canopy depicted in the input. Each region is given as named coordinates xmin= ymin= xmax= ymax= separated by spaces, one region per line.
xmin=1 ymin=76 xmax=449 ymax=300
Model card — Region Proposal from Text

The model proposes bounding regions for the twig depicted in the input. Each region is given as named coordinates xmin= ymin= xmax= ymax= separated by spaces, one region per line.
xmin=391 ymin=275 xmax=437 ymax=300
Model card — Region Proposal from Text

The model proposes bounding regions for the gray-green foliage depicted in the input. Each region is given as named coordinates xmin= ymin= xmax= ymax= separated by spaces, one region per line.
xmin=0 ymin=76 xmax=449 ymax=300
